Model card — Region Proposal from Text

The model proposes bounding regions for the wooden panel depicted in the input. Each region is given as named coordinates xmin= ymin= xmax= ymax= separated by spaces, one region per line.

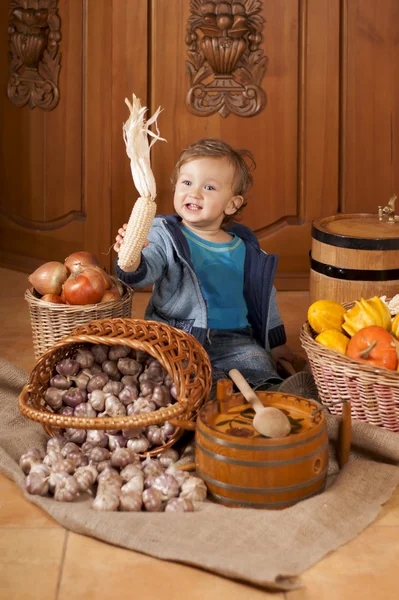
xmin=342 ymin=0 xmax=399 ymax=213
xmin=0 ymin=0 xmax=83 ymax=224
xmin=0 ymin=0 xmax=85 ymax=270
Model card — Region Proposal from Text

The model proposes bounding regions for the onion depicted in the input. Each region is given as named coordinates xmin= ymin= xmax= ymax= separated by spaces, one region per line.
xmin=64 ymin=251 xmax=99 ymax=274
xmin=100 ymin=287 xmax=121 ymax=303
xmin=41 ymin=294 xmax=65 ymax=304
xmin=63 ymin=268 xmax=106 ymax=305
xmin=84 ymin=265 xmax=113 ymax=290
xmin=28 ymin=261 xmax=68 ymax=295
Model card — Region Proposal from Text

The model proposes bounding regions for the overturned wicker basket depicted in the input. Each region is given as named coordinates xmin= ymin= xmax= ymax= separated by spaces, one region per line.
xmin=300 ymin=308 xmax=399 ymax=432
xmin=25 ymin=279 xmax=133 ymax=360
xmin=18 ymin=318 xmax=212 ymax=456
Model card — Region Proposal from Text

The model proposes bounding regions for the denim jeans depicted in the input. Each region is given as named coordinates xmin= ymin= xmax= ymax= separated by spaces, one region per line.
xmin=203 ymin=327 xmax=283 ymax=392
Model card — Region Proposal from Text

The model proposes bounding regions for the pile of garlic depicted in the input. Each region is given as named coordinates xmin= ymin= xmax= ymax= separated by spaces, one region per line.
xmin=44 ymin=344 xmax=181 ymax=453
xmin=20 ymin=437 xmax=207 ymax=512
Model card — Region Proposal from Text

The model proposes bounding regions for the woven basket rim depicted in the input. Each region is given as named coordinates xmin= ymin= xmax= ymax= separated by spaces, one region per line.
xmin=25 ymin=280 xmax=132 ymax=311
xmin=300 ymin=321 xmax=399 ymax=383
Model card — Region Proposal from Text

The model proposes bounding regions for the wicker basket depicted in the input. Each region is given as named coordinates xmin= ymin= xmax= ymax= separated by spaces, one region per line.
xmin=300 ymin=312 xmax=399 ymax=432
xmin=18 ymin=318 xmax=212 ymax=456
xmin=25 ymin=279 xmax=133 ymax=359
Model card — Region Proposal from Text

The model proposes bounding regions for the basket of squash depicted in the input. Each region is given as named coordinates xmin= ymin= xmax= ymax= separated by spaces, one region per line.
xmin=25 ymin=251 xmax=133 ymax=359
xmin=300 ymin=296 xmax=399 ymax=432
xmin=18 ymin=317 xmax=212 ymax=457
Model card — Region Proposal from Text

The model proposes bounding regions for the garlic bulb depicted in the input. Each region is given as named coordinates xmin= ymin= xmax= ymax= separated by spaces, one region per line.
xmin=180 ymin=477 xmax=207 ymax=502
xmin=74 ymin=402 xmax=97 ymax=418
xmin=89 ymin=447 xmax=110 ymax=464
xmin=61 ymin=442 xmax=81 ymax=458
xmin=51 ymin=458 xmax=76 ymax=474
xmin=97 ymin=459 xmax=112 ymax=473
xmin=142 ymin=457 xmax=164 ymax=478
xmin=165 ymin=497 xmax=194 ymax=512
xmin=105 ymin=395 xmax=126 ymax=417
xmin=74 ymin=465 xmax=98 ymax=492
xmin=54 ymin=475 xmax=80 ymax=502
xmin=108 ymin=345 xmax=131 ymax=360
xmin=110 ymin=447 xmax=138 ymax=469
xmin=74 ymin=348 xmax=95 ymax=369
xmin=152 ymin=473 xmax=179 ymax=501
xmin=88 ymin=390 xmax=106 ymax=412
xmin=158 ymin=448 xmax=179 ymax=468
xmin=142 ymin=487 xmax=163 ymax=512
xmin=145 ymin=425 xmax=166 ymax=446
xmin=91 ymin=344 xmax=109 ymax=364
xmin=107 ymin=434 xmax=127 ymax=451
xmin=121 ymin=473 xmax=144 ymax=494
xmin=48 ymin=471 xmax=70 ymax=494
xmin=81 ymin=441 xmax=97 ymax=456
xmin=64 ymin=427 xmax=87 ymax=445
xmin=19 ymin=448 xmax=43 ymax=474
xmin=47 ymin=434 xmax=68 ymax=453
xmin=97 ymin=467 xmax=123 ymax=486
xmin=119 ymin=491 xmax=143 ymax=512
xmin=165 ymin=465 xmax=190 ymax=487
xmin=43 ymin=449 xmax=62 ymax=467
xmin=93 ymin=491 xmax=119 ymax=511
xmin=86 ymin=430 xmax=108 ymax=448
xmin=120 ymin=463 xmax=143 ymax=483
xmin=26 ymin=472 xmax=49 ymax=496
xmin=29 ymin=463 xmax=51 ymax=478
xmin=127 ymin=436 xmax=150 ymax=454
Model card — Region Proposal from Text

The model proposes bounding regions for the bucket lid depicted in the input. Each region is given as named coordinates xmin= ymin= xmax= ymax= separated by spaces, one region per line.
xmin=312 ymin=213 xmax=399 ymax=250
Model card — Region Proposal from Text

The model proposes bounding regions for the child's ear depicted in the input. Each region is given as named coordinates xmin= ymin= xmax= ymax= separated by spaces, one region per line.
xmin=225 ymin=195 xmax=244 ymax=215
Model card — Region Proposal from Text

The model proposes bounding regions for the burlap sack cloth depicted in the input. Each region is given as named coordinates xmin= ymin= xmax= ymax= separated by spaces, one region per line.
xmin=1 ymin=358 xmax=399 ymax=592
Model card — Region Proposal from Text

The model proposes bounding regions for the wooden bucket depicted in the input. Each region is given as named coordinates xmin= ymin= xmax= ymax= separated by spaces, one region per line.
xmin=195 ymin=391 xmax=329 ymax=509
xmin=310 ymin=212 xmax=399 ymax=304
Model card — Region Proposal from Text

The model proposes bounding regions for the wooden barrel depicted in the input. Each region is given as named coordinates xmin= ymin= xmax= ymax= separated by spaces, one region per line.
xmin=310 ymin=213 xmax=399 ymax=304
xmin=195 ymin=391 xmax=328 ymax=509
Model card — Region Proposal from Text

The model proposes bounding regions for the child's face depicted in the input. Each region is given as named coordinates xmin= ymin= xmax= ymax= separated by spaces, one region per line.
xmin=173 ymin=157 xmax=243 ymax=230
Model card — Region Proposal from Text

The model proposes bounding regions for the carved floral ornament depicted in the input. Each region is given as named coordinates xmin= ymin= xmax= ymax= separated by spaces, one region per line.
xmin=185 ymin=0 xmax=268 ymax=118
xmin=7 ymin=0 xmax=61 ymax=111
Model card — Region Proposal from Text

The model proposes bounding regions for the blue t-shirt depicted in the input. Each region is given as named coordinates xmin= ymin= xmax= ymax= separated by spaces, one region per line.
xmin=181 ymin=225 xmax=249 ymax=329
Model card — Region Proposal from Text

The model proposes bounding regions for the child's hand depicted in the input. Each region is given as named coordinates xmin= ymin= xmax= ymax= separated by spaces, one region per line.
xmin=114 ymin=224 xmax=150 ymax=254
xmin=114 ymin=224 xmax=127 ymax=253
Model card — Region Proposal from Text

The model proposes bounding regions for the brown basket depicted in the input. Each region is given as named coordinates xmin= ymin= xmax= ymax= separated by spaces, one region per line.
xmin=25 ymin=279 xmax=133 ymax=359
xmin=300 ymin=306 xmax=399 ymax=432
xmin=18 ymin=318 xmax=212 ymax=456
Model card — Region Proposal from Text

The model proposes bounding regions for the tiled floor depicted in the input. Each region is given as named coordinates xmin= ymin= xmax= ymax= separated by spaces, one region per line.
xmin=0 ymin=266 xmax=398 ymax=599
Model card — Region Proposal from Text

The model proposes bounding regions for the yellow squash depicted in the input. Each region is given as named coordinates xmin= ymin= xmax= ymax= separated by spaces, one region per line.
xmin=308 ymin=300 xmax=346 ymax=334
xmin=315 ymin=329 xmax=349 ymax=354
xmin=392 ymin=313 xmax=399 ymax=340
xmin=342 ymin=296 xmax=392 ymax=337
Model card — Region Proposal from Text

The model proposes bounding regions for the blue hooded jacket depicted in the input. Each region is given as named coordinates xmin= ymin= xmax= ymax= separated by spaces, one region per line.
xmin=115 ymin=215 xmax=286 ymax=349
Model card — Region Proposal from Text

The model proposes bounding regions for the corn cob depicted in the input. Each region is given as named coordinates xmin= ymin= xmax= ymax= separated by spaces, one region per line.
xmin=117 ymin=94 xmax=165 ymax=270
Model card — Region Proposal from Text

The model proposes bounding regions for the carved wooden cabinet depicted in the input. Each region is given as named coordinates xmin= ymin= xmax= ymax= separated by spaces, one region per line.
xmin=1 ymin=0 xmax=398 ymax=290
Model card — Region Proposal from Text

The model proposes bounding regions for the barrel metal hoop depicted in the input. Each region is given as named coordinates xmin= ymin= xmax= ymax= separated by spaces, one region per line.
xmin=196 ymin=421 xmax=325 ymax=451
xmin=312 ymin=224 xmax=399 ymax=250
xmin=207 ymin=487 xmax=326 ymax=509
xmin=309 ymin=252 xmax=399 ymax=281
xmin=196 ymin=467 xmax=328 ymax=495
xmin=196 ymin=440 xmax=328 ymax=466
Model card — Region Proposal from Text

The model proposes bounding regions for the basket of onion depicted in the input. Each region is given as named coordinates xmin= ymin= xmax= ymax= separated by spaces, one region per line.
xmin=18 ymin=317 xmax=212 ymax=459
xmin=25 ymin=251 xmax=133 ymax=359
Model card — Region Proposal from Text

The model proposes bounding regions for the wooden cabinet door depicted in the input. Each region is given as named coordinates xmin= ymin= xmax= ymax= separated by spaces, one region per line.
xmin=0 ymin=0 xmax=148 ymax=274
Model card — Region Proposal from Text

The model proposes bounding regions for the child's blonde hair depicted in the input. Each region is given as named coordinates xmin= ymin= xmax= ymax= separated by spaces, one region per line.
xmin=171 ymin=137 xmax=255 ymax=226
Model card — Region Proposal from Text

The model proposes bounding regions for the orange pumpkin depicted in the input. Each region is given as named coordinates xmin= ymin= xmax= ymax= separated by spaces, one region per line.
xmin=346 ymin=325 xmax=398 ymax=370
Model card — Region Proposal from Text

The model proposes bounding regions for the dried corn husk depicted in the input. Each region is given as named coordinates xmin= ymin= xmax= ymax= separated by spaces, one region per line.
xmin=118 ymin=95 xmax=165 ymax=270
